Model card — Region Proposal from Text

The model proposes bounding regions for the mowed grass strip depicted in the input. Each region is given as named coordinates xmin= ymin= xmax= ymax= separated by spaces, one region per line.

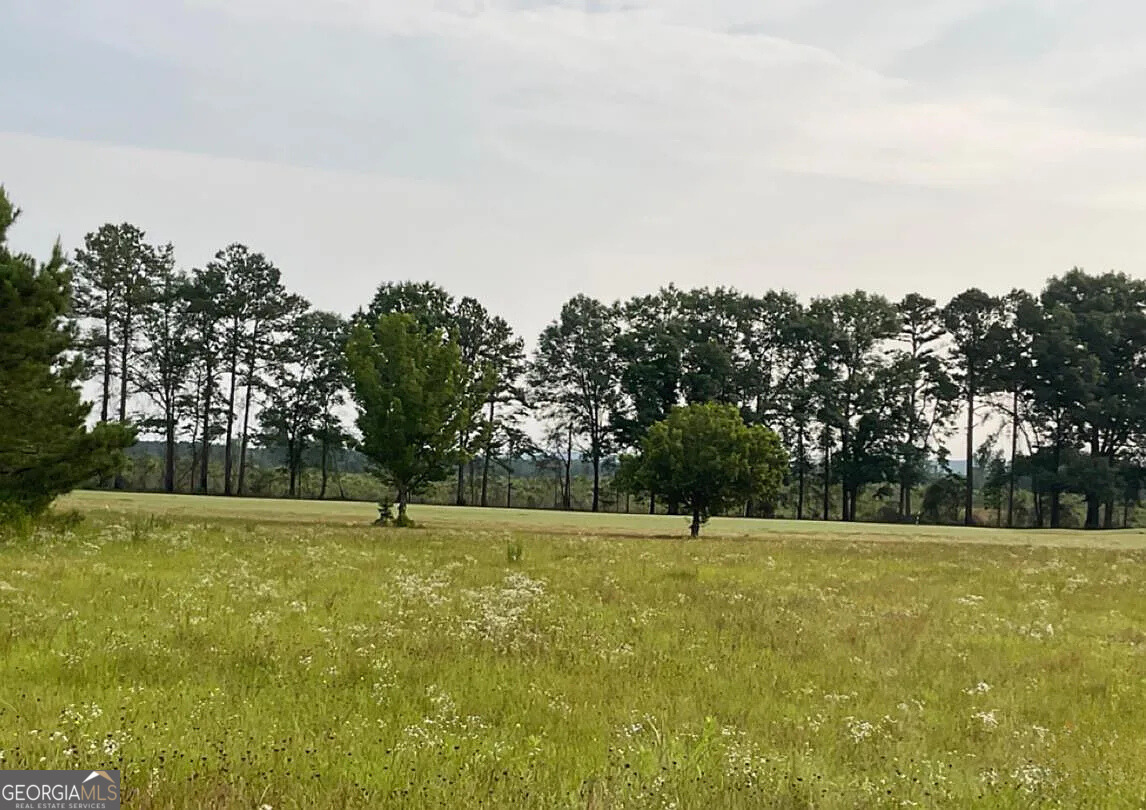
xmin=58 ymin=489 xmax=1146 ymax=549
xmin=0 ymin=501 xmax=1144 ymax=808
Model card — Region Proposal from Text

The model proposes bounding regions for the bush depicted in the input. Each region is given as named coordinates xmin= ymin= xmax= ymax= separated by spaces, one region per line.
xmin=0 ymin=501 xmax=34 ymax=540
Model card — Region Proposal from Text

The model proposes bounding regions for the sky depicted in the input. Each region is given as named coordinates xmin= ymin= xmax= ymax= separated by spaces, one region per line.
xmin=3 ymin=0 xmax=1146 ymax=347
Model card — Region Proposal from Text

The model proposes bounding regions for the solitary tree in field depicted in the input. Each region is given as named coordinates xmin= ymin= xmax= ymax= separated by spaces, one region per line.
xmin=625 ymin=403 xmax=788 ymax=537
xmin=346 ymin=313 xmax=475 ymax=525
xmin=362 ymin=283 xmax=509 ymax=506
xmin=0 ymin=188 xmax=134 ymax=518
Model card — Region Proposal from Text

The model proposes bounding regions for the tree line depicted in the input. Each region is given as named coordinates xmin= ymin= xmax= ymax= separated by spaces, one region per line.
xmin=5 ymin=186 xmax=1146 ymax=529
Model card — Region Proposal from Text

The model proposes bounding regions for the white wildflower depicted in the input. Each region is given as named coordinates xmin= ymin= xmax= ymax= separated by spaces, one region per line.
xmin=973 ymin=710 xmax=999 ymax=729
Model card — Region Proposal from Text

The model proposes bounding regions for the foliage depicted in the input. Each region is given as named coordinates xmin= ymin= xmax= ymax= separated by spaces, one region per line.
xmin=0 ymin=188 xmax=135 ymax=517
xmin=15 ymin=183 xmax=1146 ymax=533
xmin=920 ymin=473 xmax=966 ymax=525
xmin=530 ymin=294 xmax=622 ymax=513
xmin=346 ymin=313 xmax=476 ymax=523
xmin=629 ymin=403 xmax=788 ymax=536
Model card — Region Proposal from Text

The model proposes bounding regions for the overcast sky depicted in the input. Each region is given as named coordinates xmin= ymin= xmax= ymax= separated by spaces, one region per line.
xmin=3 ymin=0 xmax=1146 ymax=345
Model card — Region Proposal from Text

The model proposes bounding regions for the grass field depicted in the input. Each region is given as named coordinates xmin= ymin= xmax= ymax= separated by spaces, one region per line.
xmin=2 ymin=492 xmax=1145 ymax=808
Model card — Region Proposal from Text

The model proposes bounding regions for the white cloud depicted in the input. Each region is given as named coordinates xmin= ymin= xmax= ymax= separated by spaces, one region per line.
xmin=4 ymin=0 xmax=1146 ymax=347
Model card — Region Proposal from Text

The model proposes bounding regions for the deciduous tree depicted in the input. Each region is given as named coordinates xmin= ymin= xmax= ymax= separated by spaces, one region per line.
xmin=346 ymin=313 xmax=474 ymax=524
xmin=627 ymin=403 xmax=788 ymax=537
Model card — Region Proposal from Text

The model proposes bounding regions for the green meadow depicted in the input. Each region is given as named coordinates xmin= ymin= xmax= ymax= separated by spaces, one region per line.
xmin=1 ymin=492 xmax=1145 ymax=808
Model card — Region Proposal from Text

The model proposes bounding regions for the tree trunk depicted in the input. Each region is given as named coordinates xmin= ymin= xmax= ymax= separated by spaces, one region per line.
xmin=506 ymin=471 xmax=512 ymax=509
xmin=1007 ymin=387 xmax=1018 ymax=528
xmin=481 ymin=398 xmax=495 ymax=507
xmin=1085 ymin=433 xmax=1101 ymax=530
xmin=648 ymin=493 xmax=656 ymax=515
xmin=199 ymin=378 xmax=212 ymax=494
xmin=562 ymin=427 xmax=573 ymax=510
xmin=117 ymin=318 xmax=130 ymax=424
xmin=237 ymin=379 xmax=256 ymax=496
xmin=796 ymin=428 xmax=805 ymax=520
xmin=591 ymin=451 xmax=601 ymax=513
xmin=1103 ymin=497 xmax=1114 ymax=530
xmin=964 ymin=388 xmax=974 ymax=526
xmin=114 ymin=309 xmax=131 ymax=490
xmin=163 ymin=416 xmax=176 ymax=493
xmin=223 ymin=353 xmax=239 ymax=496
xmin=297 ymin=440 xmax=307 ymax=499
xmin=840 ymin=423 xmax=850 ymax=523
xmin=690 ymin=503 xmax=701 ymax=538
xmin=1050 ymin=437 xmax=1062 ymax=529
xmin=319 ymin=430 xmax=329 ymax=500
xmin=287 ymin=438 xmax=297 ymax=498
xmin=397 ymin=487 xmax=408 ymax=522
xmin=1085 ymin=493 xmax=1101 ymax=530
xmin=100 ymin=309 xmax=112 ymax=423
xmin=822 ymin=444 xmax=831 ymax=521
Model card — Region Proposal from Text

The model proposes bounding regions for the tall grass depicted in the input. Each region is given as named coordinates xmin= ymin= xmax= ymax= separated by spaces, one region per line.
xmin=1 ymin=512 xmax=1144 ymax=807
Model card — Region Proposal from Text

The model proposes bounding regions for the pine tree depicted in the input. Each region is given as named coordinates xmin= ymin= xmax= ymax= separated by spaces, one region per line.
xmin=0 ymin=188 xmax=133 ymax=518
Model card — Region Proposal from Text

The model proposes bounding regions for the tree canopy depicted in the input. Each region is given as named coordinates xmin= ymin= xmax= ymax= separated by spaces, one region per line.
xmin=0 ymin=187 xmax=133 ymax=518
xmin=623 ymin=403 xmax=788 ymax=536
xmin=345 ymin=313 xmax=477 ymax=524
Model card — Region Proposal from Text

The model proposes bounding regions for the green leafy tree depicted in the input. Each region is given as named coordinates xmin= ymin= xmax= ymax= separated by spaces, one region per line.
xmin=984 ymin=289 xmax=1037 ymax=527
xmin=259 ymin=308 xmax=347 ymax=498
xmin=893 ymin=293 xmax=957 ymax=519
xmin=628 ymin=403 xmax=788 ymax=537
xmin=346 ymin=313 xmax=474 ymax=524
xmin=1041 ymin=269 xmax=1146 ymax=528
xmin=920 ymin=473 xmax=965 ymax=525
xmin=530 ymin=295 xmax=621 ymax=512
xmin=491 ymin=424 xmax=538 ymax=509
xmin=1016 ymin=296 xmax=1093 ymax=528
xmin=134 ymin=249 xmax=193 ymax=492
xmin=0 ymin=188 xmax=134 ymax=517
xmin=206 ymin=244 xmax=293 ymax=496
xmin=679 ymin=287 xmax=744 ymax=406
xmin=808 ymin=292 xmax=900 ymax=521
xmin=613 ymin=287 xmax=686 ymax=512
xmin=361 ymin=283 xmax=501 ymax=506
xmin=943 ymin=289 xmax=1005 ymax=525
xmin=70 ymin=223 xmax=157 ymax=428
xmin=739 ymin=289 xmax=806 ymax=426
xmin=477 ymin=316 xmax=527 ymax=508
xmin=361 ymin=281 xmax=454 ymax=335
xmin=184 ymin=266 xmax=227 ymax=493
